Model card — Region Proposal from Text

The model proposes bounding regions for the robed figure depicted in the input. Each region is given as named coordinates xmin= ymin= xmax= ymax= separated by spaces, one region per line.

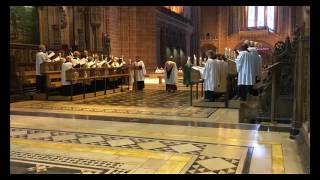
xmin=133 ymin=56 xmax=146 ymax=90
xmin=164 ymin=60 xmax=178 ymax=92
xmin=235 ymin=45 xmax=256 ymax=101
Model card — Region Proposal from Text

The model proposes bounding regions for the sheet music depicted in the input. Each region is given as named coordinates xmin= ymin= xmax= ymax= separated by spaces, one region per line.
xmin=98 ymin=60 xmax=106 ymax=66
xmin=79 ymin=58 xmax=87 ymax=65
xmin=53 ymin=56 xmax=60 ymax=62
xmin=48 ymin=52 xmax=55 ymax=59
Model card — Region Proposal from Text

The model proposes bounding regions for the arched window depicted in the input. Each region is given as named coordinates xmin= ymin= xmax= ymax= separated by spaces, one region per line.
xmin=247 ymin=6 xmax=275 ymax=31
xmin=163 ymin=6 xmax=184 ymax=14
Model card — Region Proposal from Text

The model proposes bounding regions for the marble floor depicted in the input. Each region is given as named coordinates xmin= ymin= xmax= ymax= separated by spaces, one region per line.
xmin=10 ymin=89 xmax=237 ymax=124
xmin=10 ymin=89 xmax=305 ymax=174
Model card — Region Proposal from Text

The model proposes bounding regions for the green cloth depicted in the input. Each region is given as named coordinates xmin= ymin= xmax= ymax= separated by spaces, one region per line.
xmin=183 ymin=64 xmax=192 ymax=85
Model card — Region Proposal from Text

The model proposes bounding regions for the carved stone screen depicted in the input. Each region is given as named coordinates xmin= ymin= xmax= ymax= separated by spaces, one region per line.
xmin=10 ymin=6 xmax=40 ymax=44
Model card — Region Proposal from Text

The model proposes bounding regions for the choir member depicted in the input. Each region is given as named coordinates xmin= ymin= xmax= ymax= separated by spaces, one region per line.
xmin=83 ymin=50 xmax=89 ymax=59
xmin=111 ymin=57 xmax=120 ymax=68
xmin=133 ymin=56 xmax=146 ymax=90
xmin=203 ymin=50 xmax=220 ymax=102
xmin=61 ymin=56 xmax=73 ymax=96
xmin=73 ymin=51 xmax=81 ymax=61
xmin=164 ymin=57 xmax=178 ymax=92
xmin=35 ymin=44 xmax=50 ymax=93
xmin=235 ymin=44 xmax=256 ymax=101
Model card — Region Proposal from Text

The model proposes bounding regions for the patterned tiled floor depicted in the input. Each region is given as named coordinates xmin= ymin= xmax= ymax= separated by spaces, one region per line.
xmin=10 ymin=90 xmax=217 ymax=118
xmin=10 ymin=127 xmax=250 ymax=174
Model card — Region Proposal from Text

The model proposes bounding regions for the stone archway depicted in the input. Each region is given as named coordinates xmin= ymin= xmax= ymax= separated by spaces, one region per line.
xmin=200 ymin=43 xmax=217 ymax=58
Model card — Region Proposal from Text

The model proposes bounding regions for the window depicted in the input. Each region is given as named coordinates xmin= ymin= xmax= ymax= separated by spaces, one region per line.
xmin=247 ymin=6 xmax=275 ymax=31
xmin=163 ymin=6 xmax=184 ymax=14
xmin=248 ymin=6 xmax=255 ymax=27
xmin=267 ymin=6 xmax=275 ymax=30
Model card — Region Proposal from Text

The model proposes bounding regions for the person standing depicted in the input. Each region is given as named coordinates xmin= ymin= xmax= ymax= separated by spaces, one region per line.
xmin=61 ymin=56 xmax=73 ymax=96
xmin=35 ymin=44 xmax=50 ymax=93
xmin=133 ymin=56 xmax=146 ymax=90
xmin=235 ymin=44 xmax=256 ymax=101
xmin=203 ymin=50 xmax=220 ymax=102
xmin=164 ymin=57 xmax=178 ymax=92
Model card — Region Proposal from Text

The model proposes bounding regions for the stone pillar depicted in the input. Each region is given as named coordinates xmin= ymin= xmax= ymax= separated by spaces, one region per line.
xmin=38 ymin=6 xmax=49 ymax=45
xmin=218 ymin=6 xmax=229 ymax=53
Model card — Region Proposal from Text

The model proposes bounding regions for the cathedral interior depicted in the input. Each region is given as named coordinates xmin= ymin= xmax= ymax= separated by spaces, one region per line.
xmin=10 ymin=6 xmax=310 ymax=174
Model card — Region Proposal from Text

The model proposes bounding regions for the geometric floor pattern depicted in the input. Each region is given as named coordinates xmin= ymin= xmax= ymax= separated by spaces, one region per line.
xmin=186 ymin=155 xmax=238 ymax=174
xmin=10 ymin=90 xmax=217 ymax=118
xmin=10 ymin=127 xmax=251 ymax=174
xmin=10 ymin=151 xmax=130 ymax=174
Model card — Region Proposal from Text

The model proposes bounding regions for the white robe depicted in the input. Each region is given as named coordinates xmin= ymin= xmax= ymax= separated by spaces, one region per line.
xmin=235 ymin=51 xmax=256 ymax=85
xmin=133 ymin=60 xmax=146 ymax=81
xmin=203 ymin=58 xmax=220 ymax=91
xmin=164 ymin=61 xmax=178 ymax=85
xmin=35 ymin=52 xmax=49 ymax=75
xmin=61 ymin=62 xmax=73 ymax=85
xmin=248 ymin=47 xmax=262 ymax=78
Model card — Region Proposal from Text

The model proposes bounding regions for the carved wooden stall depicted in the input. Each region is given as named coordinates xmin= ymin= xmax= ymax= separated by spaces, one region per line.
xmin=264 ymin=38 xmax=295 ymax=124
xmin=66 ymin=66 xmax=130 ymax=101
xmin=10 ymin=43 xmax=39 ymax=94
xmin=40 ymin=61 xmax=64 ymax=99
xmin=245 ymin=37 xmax=295 ymax=124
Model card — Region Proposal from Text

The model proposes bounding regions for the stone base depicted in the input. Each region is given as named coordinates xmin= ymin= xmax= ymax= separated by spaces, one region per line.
xmin=296 ymin=127 xmax=310 ymax=174
xmin=33 ymin=93 xmax=47 ymax=100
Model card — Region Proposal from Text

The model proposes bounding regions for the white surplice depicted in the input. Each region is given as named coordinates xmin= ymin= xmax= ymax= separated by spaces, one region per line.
xmin=61 ymin=62 xmax=73 ymax=85
xmin=235 ymin=51 xmax=256 ymax=85
xmin=133 ymin=60 xmax=146 ymax=81
xmin=35 ymin=51 xmax=50 ymax=75
xmin=164 ymin=61 xmax=178 ymax=85
xmin=203 ymin=58 xmax=220 ymax=91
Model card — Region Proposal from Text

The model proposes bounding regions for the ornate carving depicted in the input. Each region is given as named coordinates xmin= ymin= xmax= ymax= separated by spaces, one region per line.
xmin=273 ymin=38 xmax=294 ymax=96
xmin=274 ymin=37 xmax=294 ymax=63
xmin=103 ymin=33 xmax=111 ymax=56
xmin=78 ymin=29 xmax=84 ymax=51
xmin=90 ymin=6 xmax=102 ymax=28
xmin=52 ymin=24 xmax=61 ymax=50
xmin=59 ymin=6 xmax=67 ymax=29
